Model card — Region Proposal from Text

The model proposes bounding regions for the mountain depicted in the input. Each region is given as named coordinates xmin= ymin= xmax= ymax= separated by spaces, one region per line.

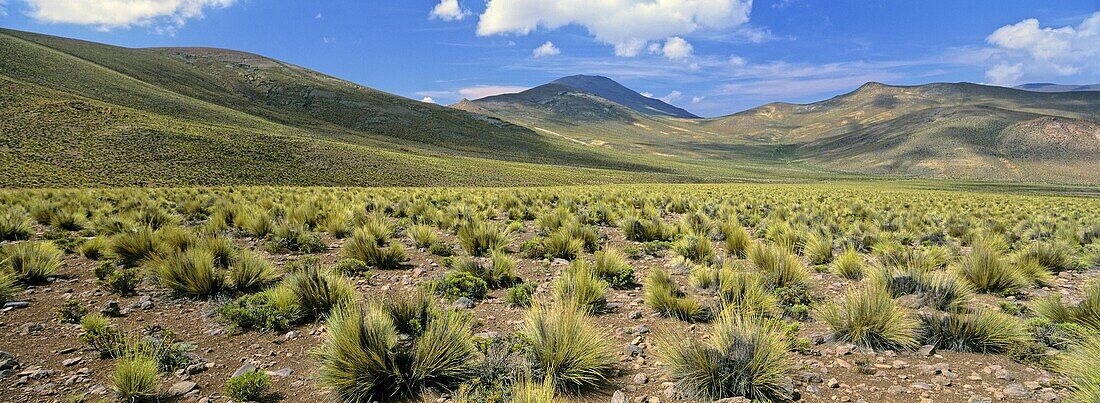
xmin=549 ymin=75 xmax=699 ymax=118
xmin=0 ymin=28 xmax=703 ymax=187
xmin=458 ymin=78 xmax=1100 ymax=184
xmin=1014 ymin=83 xmax=1100 ymax=92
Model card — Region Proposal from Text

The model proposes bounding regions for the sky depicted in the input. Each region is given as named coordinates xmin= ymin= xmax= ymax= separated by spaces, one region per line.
xmin=0 ymin=1 xmax=1098 ymax=117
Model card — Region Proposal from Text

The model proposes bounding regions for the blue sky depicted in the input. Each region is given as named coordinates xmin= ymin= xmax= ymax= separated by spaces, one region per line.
xmin=1 ymin=1 xmax=1097 ymax=117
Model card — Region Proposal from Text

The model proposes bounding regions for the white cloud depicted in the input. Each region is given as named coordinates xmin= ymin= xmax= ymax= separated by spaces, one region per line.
xmin=314 ymin=13 xmax=322 ymax=19
xmin=729 ymin=55 xmax=747 ymax=66
xmin=983 ymin=12 xmax=1100 ymax=85
xmin=658 ymin=90 xmax=683 ymax=103
xmin=0 ymin=0 xmax=7 ymax=17
xmin=661 ymin=36 xmax=693 ymax=59
xmin=22 ymin=0 xmax=234 ymax=29
xmin=421 ymin=97 xmax=437 ymax=103
xmin=476 ymin=0 xmax=752 ymax=56
xmin=691 ymin=95 xmax=705 ymax=104
xmin=322 ymin=36 xmax=336 ymax=44
xmin=532 ymin=41 xmax=561 ymax=58
xmin=640 ymin=91 xmax=654 ymax=98
xmin=430 ymin=0 xmax=469 ymax=21
xmin=458 ymin=85 xmax=528 ymax=99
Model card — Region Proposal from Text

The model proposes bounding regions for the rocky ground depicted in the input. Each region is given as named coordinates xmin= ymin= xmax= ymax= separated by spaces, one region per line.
xmin=0 ymin=221 xmax=1089 ymax=403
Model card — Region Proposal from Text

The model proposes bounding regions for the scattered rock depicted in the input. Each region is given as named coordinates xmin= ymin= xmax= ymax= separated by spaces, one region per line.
xmin=266 ymin=368 xmax=293 ymax=377
xmin=918 ymin=345 xmax=936 ymax=357
xmin=624 ymin=344 xmax=644 ymax=357
xmin=1002 ymin=383 xmax=1029 ymax=398
xmin=166 ymin=381 xmax=197 ymax=396
xmin=61 ymin=357 xmax=82 ymax=367
xmin=828 ymin=378 xmax=840 ymax=388
xmin=629 ymin=310 xmax=643 ymax=320
xmin=611 ymin=389 xmax=629 ymax=403
xmin=231 ymin=363 xmax=257 ymax=378
xmin=633 ymin=373 xmax=649 ymax=384
xmin=453 ymin=297 xmax=476 ymax=309
xmin=3 ymin=301 xmax=29 ymax=309
xmin=100 ymin=300 xmax=121 ymax=317
xmin=24 ymin=323 xmax=44 ymax=333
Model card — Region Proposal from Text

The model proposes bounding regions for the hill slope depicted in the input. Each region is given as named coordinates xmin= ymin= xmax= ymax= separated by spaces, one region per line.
xmin=1014 ymin=83 xmax=1100 ymax=92
xmin=550 ymin=75 xmax=699 ymax=118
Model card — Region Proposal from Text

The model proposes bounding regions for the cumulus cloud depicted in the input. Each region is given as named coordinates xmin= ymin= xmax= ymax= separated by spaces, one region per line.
xmin=691 ymin=95 xmax=705 ymax=104
xmin=21 ymin=0 xmax=234 ymax=30
xmin=458 ymin=85 xmax=528 ymax=99
xmin=532 ymin=41 xmax=561 ymax=58
xmin=476 ymin=0 xmax=752 ymax=56
xmin=658 ymin=90 xmax=683 ymax=103
xmin=421 ymin=97 xmax=437 ymax=103
xmin=660 ymin=37 xmax=693 ymax=59
xmin=729 ymin=55 xmax=747 ymax=66
xmin=983 ymin=12 xmax=1100 ymax=85
xmin=430 ymin=0 xmax=469 ymax=21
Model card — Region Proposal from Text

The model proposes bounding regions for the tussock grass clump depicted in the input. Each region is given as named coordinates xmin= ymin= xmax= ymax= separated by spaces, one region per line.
xmin=620 ymin=216 xmax=675 ymax=242
xmin=343 ymin=227 xmax=408 ymax=270
xmin=672 ymin=235 xmax=716 ymax=264
xmin=802 ymin=231 xmax=833 ymax=265
xmin=1 ymin=241 xmax=62 ymax=283
xmin=592 ymin=248 xmax=635 ymax=289
xmin=382 ymin=289 xmax=438 ymax=336
xmin=644 ymin=268 xmax=707 ymax=322
xmin=407 ymin=224 xmax=438 ymax=248
xmin=217 ymin=287 xmax=302 ymax=332
xmin=521 ymin=302 xmax=617 ymax=392
xmin=267 ymin=224 xmax=326 ymax=254
xmin=459 ymin=221 xmax=509 ymax=257
xmin=832 ymin=247 xmax=865 ymax=280
xmin=285 ymin=265 xmax=354 ymax=320
xmin=747 ymin=242 xmax=810 ymax=290
xmin=81 ymin=313 xmax=126 ymax=357
xmin=1055 ymin=334 xmax=1100 ymax=402
xmin=1033 ymin=281 xmax=1100 ymax=330
xmin=113 ymin=352 xmax=160 ymax=401
xmin=110 ymin=227 xmax=161 ymax=267
xmin=818 ymin=286 xmax=919 ymax=351
xmin=79 ymin=236 xmax=108 ymax=260
xmin=453 ymin=251 xmax=519 ymax=288
xmin=0 ymin=273 xmax=18 ymax=304
xmin=224 ymin=369 xmax=272 ymax=402
xmin=315 ymin=304 xmax=476 ymax=402
xmin=542 ymin=230 xmax=584 ymax=260
xmin=722 ymin=222 xmax=752 ymax=258
xmin=1018 ymin=241 xmax=1078 ymax=273
xmin=954 ymin=244 xmax=1027 ymax=294
xmin=553 ymin=260 xmax=609 ymax=313
xmin=655 ymin=312 xmax=794 ymax=401
xmin=918 ymin=272 xmax=975 ymax=312
xmin=154 ymin=248 xmax=224 ymax=297
xmin=917 ymin=309 xmax=1027 ymax=353
xmin=715 ymin=269 xmax=780 ymax=318
xmin=229 ymin=250 xmax=279 ymax=291
xmin=0 ymin=212 xmax=34 ymax=241
xmin=509 ymin=377 xmax=560 ymax=403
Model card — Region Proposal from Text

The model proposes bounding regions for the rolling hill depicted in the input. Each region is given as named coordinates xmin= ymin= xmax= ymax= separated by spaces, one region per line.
xmin=1014 ymin=83 xmax=1100 ymax=92
xmin=458 ymin=77 xmax=1100 ymax=184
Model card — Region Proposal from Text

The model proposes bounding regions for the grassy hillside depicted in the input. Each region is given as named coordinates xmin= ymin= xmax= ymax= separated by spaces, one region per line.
xmin=460 ymin=79 xmax=1100 ymax=184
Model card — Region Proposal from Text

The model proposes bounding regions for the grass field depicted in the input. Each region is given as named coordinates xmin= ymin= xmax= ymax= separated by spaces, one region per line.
xmin=1 ymin=183 xmax=1098 ymax=402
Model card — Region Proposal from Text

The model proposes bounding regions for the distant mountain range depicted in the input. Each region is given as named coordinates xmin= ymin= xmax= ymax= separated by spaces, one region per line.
xmin=1014 ymin=83 xmax=1100 ymax=93
xmin=1 ymin=28 xmax=1098 ymax=187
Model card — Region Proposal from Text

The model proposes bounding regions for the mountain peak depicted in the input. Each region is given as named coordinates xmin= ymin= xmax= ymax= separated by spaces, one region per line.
xmin=549 ymin=75 xmax=699 ymax=119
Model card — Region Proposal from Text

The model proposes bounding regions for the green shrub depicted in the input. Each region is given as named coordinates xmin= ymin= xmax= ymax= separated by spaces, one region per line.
xmin=2 ymin=241 xmax=63 ymax=283
xmin=102 ymin=269 xmax=140 ymax=295
xmin=655 ymin=312 xmax=794 ymax=401
xmin=458 ymin=221 xmax=509 ymax=257
xmin=154 ymin=248 xmax=224 ymax=297
xmin=315 ymin=304 xmax=476 ymax=401
xmin=818 ymin=286 xmax=919 ymax=351
xmin=224 ymin=370 xmax=272 ymax=402
xmin=521 ymin=302 xmax=617 ymax=392
xmin=832 ymin=247 xmax=865 ymax=280
xmin=80 ymin=313 xmax=126 ymax=358
xmin=285 ymin=265 xmax=355 ymax=320
xmin=333 ymin=258 xmax=370 ymax=274
xmin=672 ymin=235 xmax=715 ymax=265
xmin=644 ymin=268 xmax=707 ymax=322
xmin=0 ymin=213 xmax=33 ymax=241
xmin=217 ymin=289 xmax=301 ymax=332
xmin=917 ymin=309 xmax=1027 ymax=353
xmin=592 ymin=248 xmax=635 ymax=289
xmin=109 ymin=228 xmax=160 ymax=267
xmin=429 ymin=241 xmax=454 ymax=256
xmin=437 ymin=271 xmax=489 ymax=301
xmin=343 ymin=227 xmax=408 ymax=270
xmin=229 ymin=250 xmax=279 ymax=291
xmin=267 ymin=224 xmax=326 ymax=254
xmin=58 ymin=298 xmax=87 ymax=323
xmin=553 ymin=261 xmax=609 ymax=313
xmin=506 ymin=282 xmax=538 ymax=308
xmin=1055 ymin=334 xmax=1100 ymax=402
xmin=78 ymin=237 xmax=108 ymax=260
xmin=453 ymin=252 xmax=519 ymax=288
xmin=113 ymin=353 xmax=160 ymax=401
xmin=94 ymin=260 xmax=118 ymax=280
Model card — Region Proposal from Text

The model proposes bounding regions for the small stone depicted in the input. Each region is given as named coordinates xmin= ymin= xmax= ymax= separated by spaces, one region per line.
xmin=611 ymin=389 xmax=628 ymax=403
xmin=452 ymin=297 xmax=476 ymax=309
xmin=633 ymin=373 xmax=649 ymax=384
xmin=827 ymin=378 xmax=840 ymax=388
xmin=231 ymin=363 xmax=257 ymax=378
xmin=629 ymin=310 xmax=643 ymax=320
xmin=61 ymin=357 xmax=81 ymax=367
xmin=910 ymin=382 xmax=931 ymax=391
xmin=184 ymin=363 xmax=206 ymax=375
xmin=1003 ymin=383 xmax=1029 ymax=398
xmin=24 ymin=323 xmax=44 ymax=333
xmin=834 ymin=344 xmax=854 ymax=356
xmin=624 ymin=344 xmax=644 ymax=357
xmin=967 ymin=396 xmax=992 ymax=403
xmin=917 ymin=345 xmax=936 ymax=357
xmin=100 ymin=300 xmax=122 ymax=317
xmin=994 ymin=368 xmax=1014 ymax=381
xmin=266 ymin=368 xmax=293 ymax=377
xmin=166 ymin=381 xmax=197 ymax=396
xmin=3 ymin=301 xmax=29 ymax=309
xmin=633 ymin=325 xmax=650 ymax=334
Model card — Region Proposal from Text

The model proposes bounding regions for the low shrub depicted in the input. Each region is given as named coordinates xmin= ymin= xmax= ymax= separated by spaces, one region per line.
xmin=266 ymin=224 xmax=326 ymax=254
xmin=436 ymin=271 xmax=489 ymax=301
xmin=453 ymin=252 xmax=519 ymax=288
xmin=217 ymin=288 xmax=301 ymax=332
xmin=224 ymin=369 xmax=272 ymax=402
xmin=80 ymin=313 xmax=126 ymax=358
xmin=506 ymin=282 xmax=538 ymax=308
xmin=58 ymin=298 xmax=87 ymax=323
